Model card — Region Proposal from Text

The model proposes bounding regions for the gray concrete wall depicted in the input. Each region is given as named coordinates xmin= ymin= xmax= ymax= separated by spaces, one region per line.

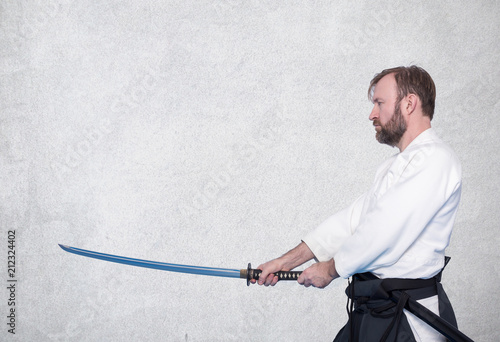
xmin=1 ymin=1 xmax=498 ymax=341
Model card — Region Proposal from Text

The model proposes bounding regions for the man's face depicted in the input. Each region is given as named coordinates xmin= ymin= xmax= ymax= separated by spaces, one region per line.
xmin=369 ymin=74 xmax=407 ymax=147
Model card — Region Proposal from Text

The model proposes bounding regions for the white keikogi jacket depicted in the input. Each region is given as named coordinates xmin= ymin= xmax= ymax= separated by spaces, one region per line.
xmin=303 ymin=128 xmax=462 ymax=341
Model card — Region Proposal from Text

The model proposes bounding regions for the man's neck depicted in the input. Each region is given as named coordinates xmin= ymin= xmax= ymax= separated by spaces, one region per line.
xmin=397 ymin=121 xmax=432 ymax=152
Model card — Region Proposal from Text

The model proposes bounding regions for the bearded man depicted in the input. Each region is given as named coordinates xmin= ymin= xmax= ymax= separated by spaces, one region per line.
xmin=255 ymin=66 xmax=463 ymax=341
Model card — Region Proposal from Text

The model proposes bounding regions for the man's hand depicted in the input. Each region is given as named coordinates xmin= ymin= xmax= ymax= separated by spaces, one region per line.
xmin=253 ymin=242 xmax=314 ymax=286
xmin=255 ymin=258 xmax=288 ymax=286
xmin=297 ymin=258 xmax=339 ymax=288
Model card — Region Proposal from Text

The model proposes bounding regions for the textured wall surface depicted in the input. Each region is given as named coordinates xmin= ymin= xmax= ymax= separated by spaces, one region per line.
xmin=1 ymin=1 xmax=499 ymax=341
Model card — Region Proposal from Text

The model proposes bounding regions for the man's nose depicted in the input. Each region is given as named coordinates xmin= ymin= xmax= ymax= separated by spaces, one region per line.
xmin=369 ymin=106 xmax=378 ymax=121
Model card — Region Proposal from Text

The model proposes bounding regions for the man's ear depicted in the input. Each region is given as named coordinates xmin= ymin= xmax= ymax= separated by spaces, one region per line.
xmin=404 ymin=94 xmax=418 ymax=115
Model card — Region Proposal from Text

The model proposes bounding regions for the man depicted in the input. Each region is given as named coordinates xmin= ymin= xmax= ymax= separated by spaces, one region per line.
xmin=256 ymin=66 xmax=462 ymax=341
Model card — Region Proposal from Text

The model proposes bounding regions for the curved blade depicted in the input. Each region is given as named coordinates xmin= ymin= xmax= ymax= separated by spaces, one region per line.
xmin=59 ymin=244 xmax=241 ymax=279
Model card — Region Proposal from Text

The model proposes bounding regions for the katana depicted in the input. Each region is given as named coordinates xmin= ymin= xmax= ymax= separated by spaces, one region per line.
xmin=60 ymin=244 xmax=473 ymax=341
xmin=58 ymin=244 xmax=301 ymax=285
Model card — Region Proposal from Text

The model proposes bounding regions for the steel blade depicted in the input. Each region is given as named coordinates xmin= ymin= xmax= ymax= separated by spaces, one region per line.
xmin=59 ymin=244 xmax=242 ymax=279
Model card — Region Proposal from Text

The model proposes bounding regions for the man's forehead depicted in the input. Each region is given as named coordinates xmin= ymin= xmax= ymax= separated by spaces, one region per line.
xmin=372 ymin=73 xmax=397 ymax=100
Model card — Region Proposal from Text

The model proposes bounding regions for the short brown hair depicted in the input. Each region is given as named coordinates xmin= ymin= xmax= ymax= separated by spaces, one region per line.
xmin=368 ymin=66 xmax=436 ymax=120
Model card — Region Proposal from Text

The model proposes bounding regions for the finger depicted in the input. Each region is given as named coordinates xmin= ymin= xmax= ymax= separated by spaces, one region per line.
xmin=297 ymin=272 xmax=305 ymax=285
xmin=258 ymin=273 xmax=271 ymax=285
xmin=300 ymin=279 xmax=311 ymax=287
xmin=298 ymin=272 xmax=313 ymax=287
xmin=257 ymin=268 xmax=269 ymax=285
xmin=264 ymin=273 xmax=276 ymax=286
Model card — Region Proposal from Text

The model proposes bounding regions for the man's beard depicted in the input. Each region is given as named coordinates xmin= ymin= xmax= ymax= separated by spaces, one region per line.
xmin=374 ymin=103 xmax=407 ymax=147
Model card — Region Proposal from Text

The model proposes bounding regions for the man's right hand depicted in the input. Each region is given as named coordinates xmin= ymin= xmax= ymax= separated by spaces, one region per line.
xmin=255 ymin=258 xmax=289 ymax=286
xmin=253 ymin=242 xmax=315 ymax=286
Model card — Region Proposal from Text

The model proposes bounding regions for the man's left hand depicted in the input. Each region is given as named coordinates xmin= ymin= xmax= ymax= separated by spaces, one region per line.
xmin=297 ymin=258 xmax=339 ymax=288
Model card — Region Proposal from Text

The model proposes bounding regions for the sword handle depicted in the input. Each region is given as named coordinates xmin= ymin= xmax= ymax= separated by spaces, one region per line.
xmin=243 ymin=263 xmax=302 ymax=286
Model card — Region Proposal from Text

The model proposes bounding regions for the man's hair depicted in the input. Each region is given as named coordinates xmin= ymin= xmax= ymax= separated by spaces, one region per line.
xmin=368 ymin=65 xmax=436 ymax=120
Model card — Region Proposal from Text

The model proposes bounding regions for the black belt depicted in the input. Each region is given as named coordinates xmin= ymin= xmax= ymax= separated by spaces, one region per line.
xmin=347 ymin=272 xmax=439 ymax=341
xmin=345 ymin=257 xmax=473 ymax=342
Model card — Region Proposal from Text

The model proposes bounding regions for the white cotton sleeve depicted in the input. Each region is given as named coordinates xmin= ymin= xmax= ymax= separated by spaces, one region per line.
xmin=302 ymin=194 xmax=367 ymax=262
